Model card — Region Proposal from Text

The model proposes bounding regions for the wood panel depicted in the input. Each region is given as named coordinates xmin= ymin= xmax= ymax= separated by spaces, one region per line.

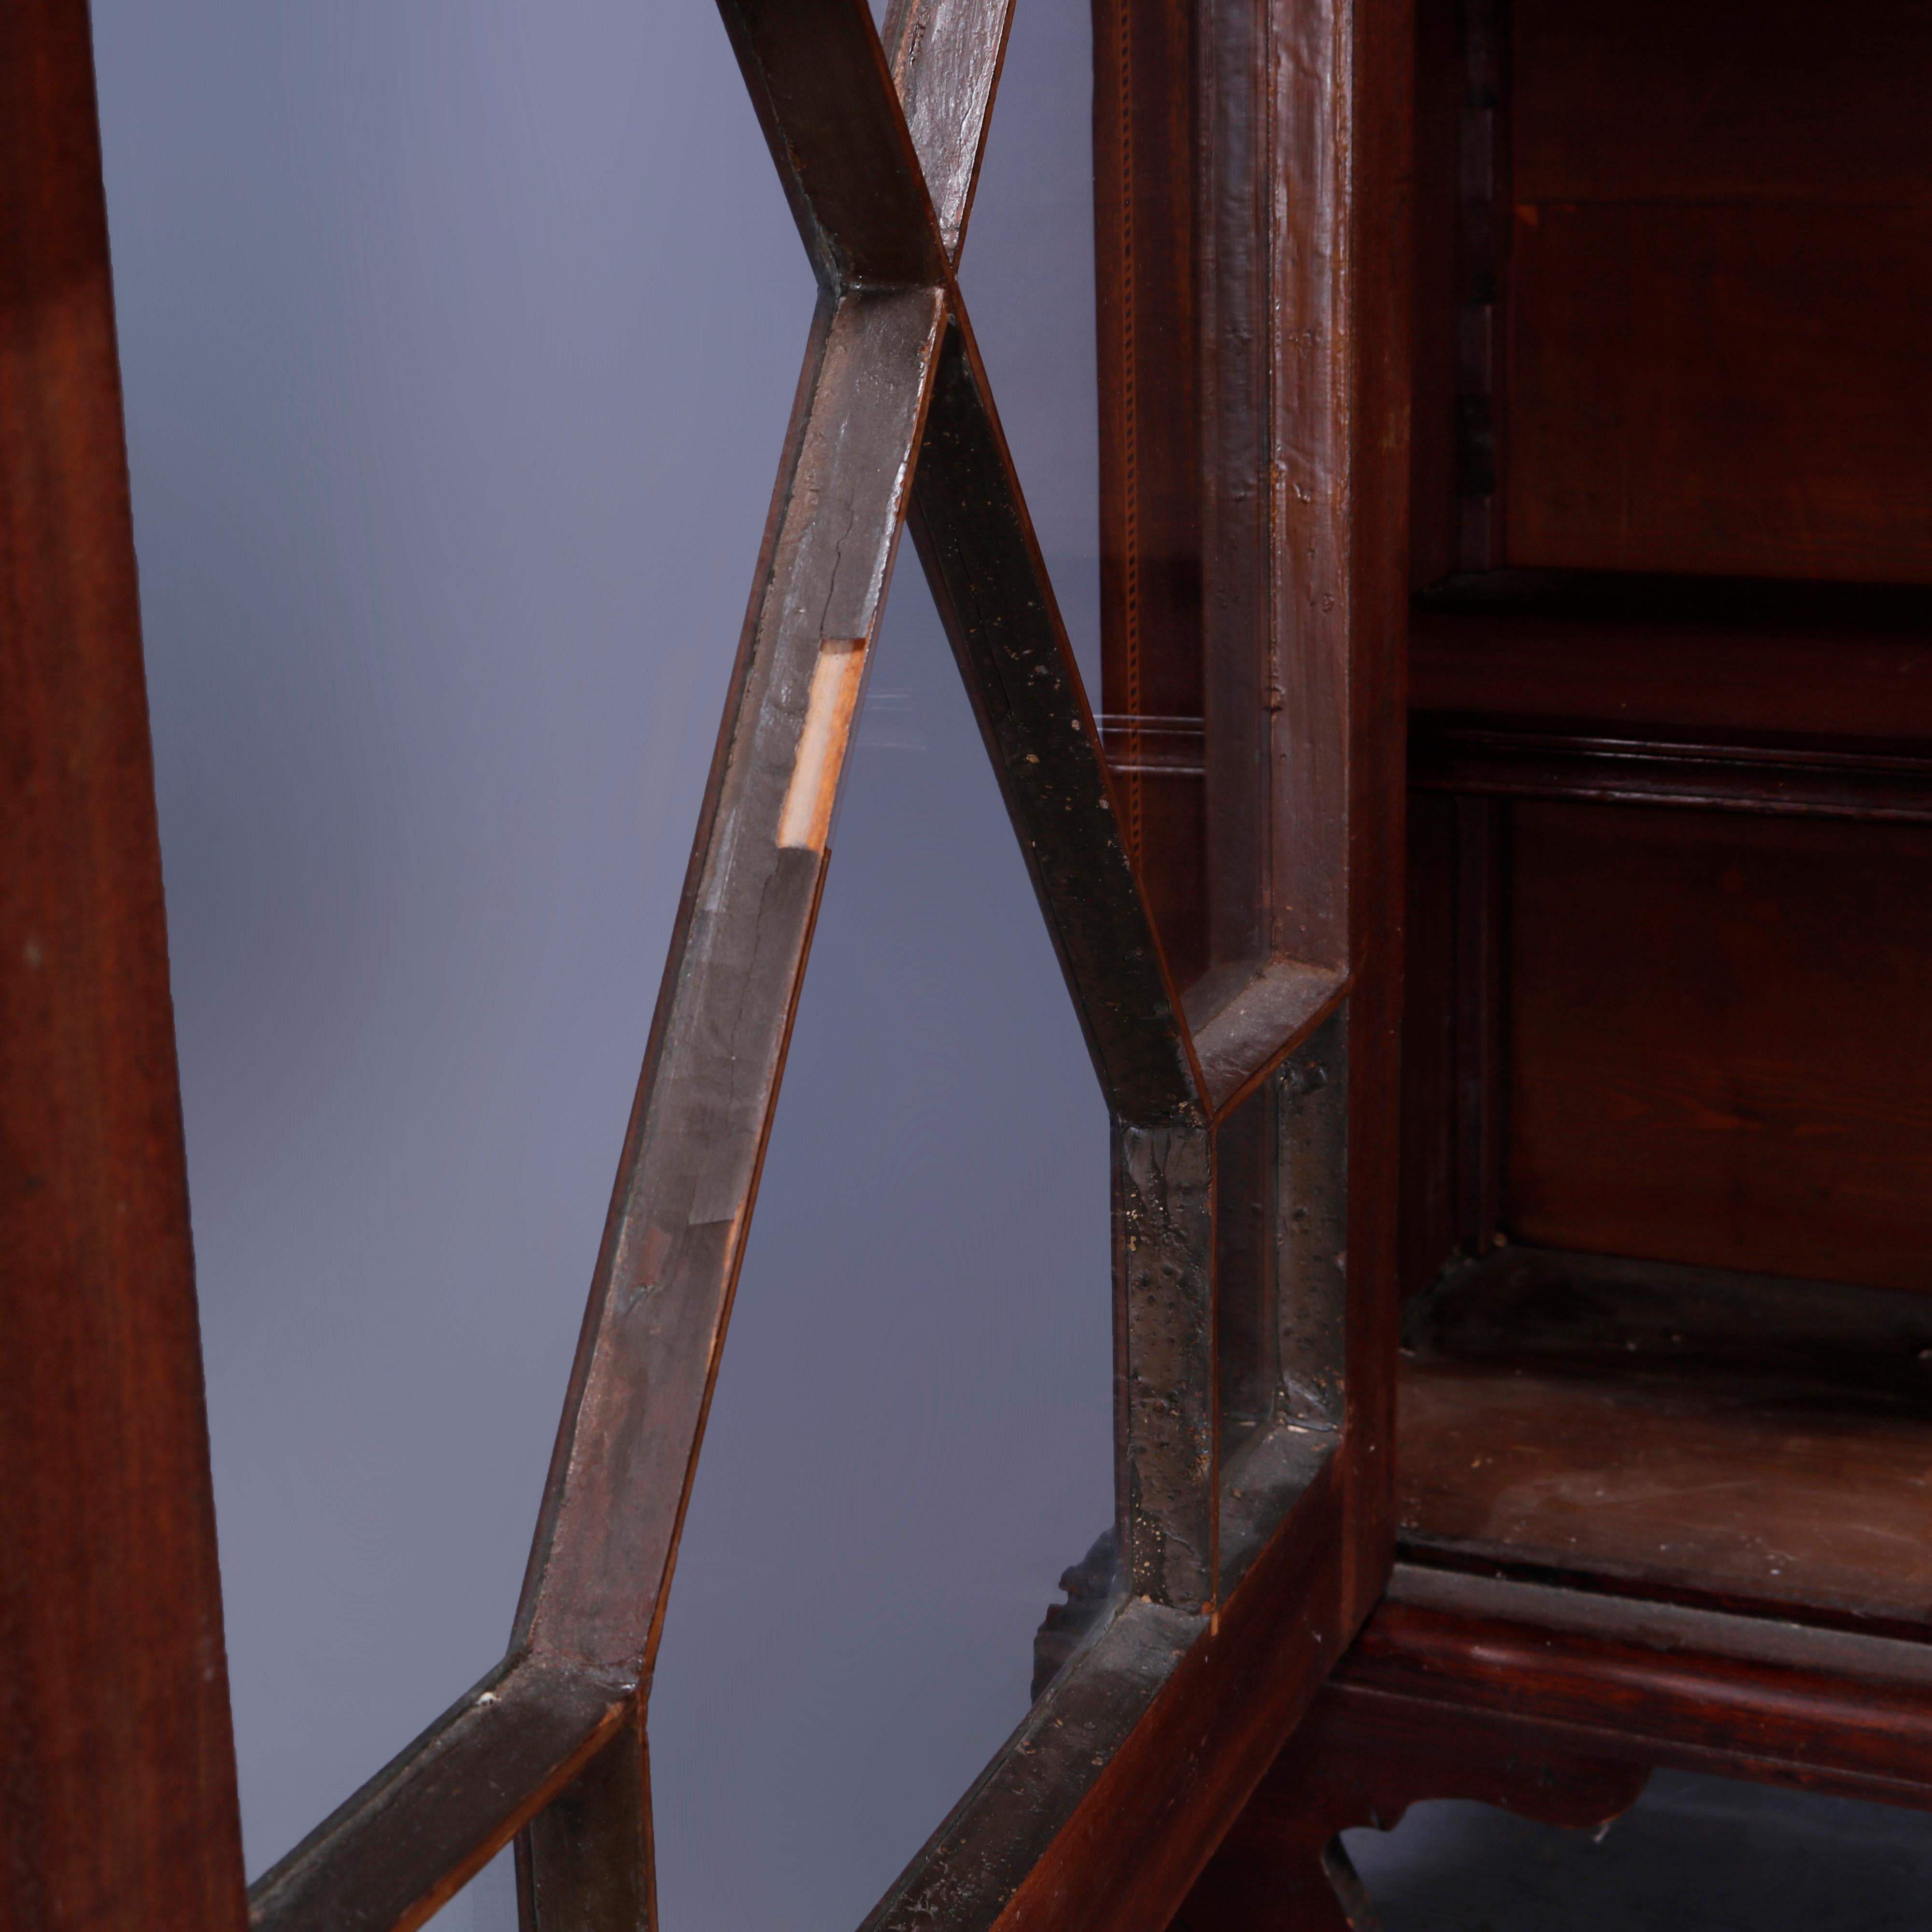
xmin=0 ymin=6 xmax=251 ymax=1928
xmin=1339 ymin=1570 xmax=1932 ymax=1809
xmin=1507 ymin=203 xmax=1932 ymax=582
xmin=1402 ymin=1365 xmax=1932 ymax=1626
xmin=1396 ymin=793 xmax=1458 ymax=1294
xmin=1514 ymin=0 xmax=1932 ymax=209
xmin=1507 ymin=802 xmax=1932 ymax=1290
xmin=1410 ymin=576 xmax=1932 ymax=741
xmin=1400 ymin=1248 xmax=1932 ymax=1632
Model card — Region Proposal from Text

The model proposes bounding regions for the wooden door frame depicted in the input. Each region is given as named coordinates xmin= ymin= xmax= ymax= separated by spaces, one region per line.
xmin=3 ymin=0 xmax=1410 ymax=1926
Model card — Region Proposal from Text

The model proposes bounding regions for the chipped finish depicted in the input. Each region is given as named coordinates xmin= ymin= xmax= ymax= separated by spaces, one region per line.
xmin=1188 ymin=960 xmax=1349 ymax=1120
xmin=884 ymin=0 xmax=1015 ymax=258
xmin=1114 ymin=1121 xmax=1218 ymax=1608
xmin=1277 ymin=1007 xmax=1349 ymax=1427
xmin=248 ymin=1658 xmax=633 ymax=1932
xmin=778 ymin=639 xmax=869 ymax=851
xmin=910 ymin=317 xmax=1202 ymax=1122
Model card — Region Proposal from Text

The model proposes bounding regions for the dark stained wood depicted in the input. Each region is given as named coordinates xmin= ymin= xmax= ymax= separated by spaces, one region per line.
xmin=1095 ymin=0 xmax=1208 ymax=988
xmin=1407 ymin=0 xmax=1463 ymax=589
xmin=1102 ymin=0 xmax=1418 ymax=1618
xmin=251 ymin=1659 xmax=632 ymax=1932
xmin=1506 ymin=803 xmax=1932 ymax=1291
xmin=1398 ymin=1249 xmax=1932 ymax=1629
xmin=1450 ymin=0 xmax=1510 ymax=572
xmin=1173 ymin=1654 xmax=1646 ymax=1931
xmin=1113 ymin=1121 xmax=1218 ymax=1607
xmin=1495 ymin=0 xmax=1932 ymax=582
xmin=995 ymin=1452 xmax=1350 ymax=1932
xmin=716 ymin=0 xmax=946 ymax=288
xmin=887 ymin=0 xmax=1015 ymax=254
xmin=906 ymin=307 xmax=1213 ymax=1604
xmin=1506 ymin=203 xmax=1932 ymax=582
xmin=0 ymin=6 xmax=251 ymax=1929
xmin=1275 ymin=1010 xmax=1351 ymax=1431
xmin=1410 ymin=574 xmax=1932 ymax=744
xmin=511 ymin=284 xmax=947 ymax=1675
xmin=1450 ymin=798 xmax=1506 ymax=1254
xmin=518 ymin=1719 xmax=653 ymax=1932
xmin=1344 ymin=1569 xmax=1932 ymax=1809
xmin=1513 ymin=0 xmax=1932 ymax=210
xmin=1184 ymin=1545 xmax=1932 ymax=1927
xmin=1195 ymin=0 xmax=1270 ymax=978
xmin=1402 ymin=1362 xmax=1932 ymax=1621
xmin=1414 ymin=722 xmax=1932 ymax=823
xmin=1396 ymin=792 xmax=1458 ymax=1295
xmin=910 ymin=317 xmax=1200 ymax=1124
xmin=1188 ymin=963 xmax=1348 ymax=1122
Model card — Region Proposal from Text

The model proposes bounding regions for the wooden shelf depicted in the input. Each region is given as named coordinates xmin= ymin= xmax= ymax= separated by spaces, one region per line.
xmin=1398 ymin=1247 xmax=1932 ymax=1634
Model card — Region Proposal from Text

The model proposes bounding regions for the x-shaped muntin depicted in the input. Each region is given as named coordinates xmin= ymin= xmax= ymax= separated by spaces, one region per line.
xmin=250 ymin=5 xmax=1350 ymax=1928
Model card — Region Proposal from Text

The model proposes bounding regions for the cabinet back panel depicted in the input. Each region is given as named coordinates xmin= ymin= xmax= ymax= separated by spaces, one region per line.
xmin=1507 ymin=801 xmax=1932 ymax=1290
xmin=1504 ymin=0 xmax=1932 ymax=582
xmin=1514 ymin=0 xmax=1932 ymax=209
xmin=1507 ymin=204 xmax=1932 ymax=581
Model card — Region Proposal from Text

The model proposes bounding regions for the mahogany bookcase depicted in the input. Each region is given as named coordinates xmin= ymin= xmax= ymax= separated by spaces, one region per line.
xmin=11 ymin=0 xmax=1925 ymax=1928
xmin=1110 ymin=0 xmax=1932 ymax=1922
xmin=4 ymin=0 xmax=1405 ymax=1927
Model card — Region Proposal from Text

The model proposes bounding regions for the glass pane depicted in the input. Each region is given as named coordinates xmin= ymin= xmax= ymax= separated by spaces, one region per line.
xmin=92 ymin=0 xmax=813 ymax=1876
xmin=648 ymin=555 xmax=1112 ymax=1931
xmin=428 ymin=1848 xmax=517 ymax=1932
xmin=956 ymin=0 xmax=1102 ymax=698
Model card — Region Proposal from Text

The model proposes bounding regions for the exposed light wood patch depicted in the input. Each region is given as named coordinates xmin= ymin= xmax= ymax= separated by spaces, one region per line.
xmin=779 ymin=638 xmax=868 ymax=852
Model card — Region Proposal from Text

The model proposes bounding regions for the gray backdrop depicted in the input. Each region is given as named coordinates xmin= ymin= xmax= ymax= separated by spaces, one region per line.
xmin=93 ymin=3 xmax=1107 ymax=1928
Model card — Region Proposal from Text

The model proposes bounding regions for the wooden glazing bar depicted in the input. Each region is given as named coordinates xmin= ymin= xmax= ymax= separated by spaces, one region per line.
xmin=514 ymin=285 xmax=945 ymax=1673
xmin=906 ymin=313 xmax=1216 ymax=1604
xmin=862 ymin=1445 xmax=1351 ymax=1932
xmin=517 ymin=1717 xmax=654 ymax=1932
xmin=909 ymin=318 xmax=1201 ymax=1120
xmin=1187 ymin=962 xmax=1349 ymax=1120
xmin=862 ymin=1600 xmax=1206 ymax=1932
xmin=717 ymin=0 xmax=945 ymax=290
xmin=882 ymin=0 xmax=1016 ymax=258
xmin=510 ymin=0 xmax=1023 ymax=1911
xmin=1213 ymin=1084 xmax=1279 ymax=1438
xmin=0 ymin=6 xmax=251 ymax=1928
xmin=1197 ymin=0 xmax=1277 ymax=981
xmin=1265 ymin=0 xmax=1355 ymax=976
xmin=1114 ymin=1119 xmax=1218 ymax=1607
xmin=248 ymin=1656 xmax=632 ymax=1932
xmin=1276 ymin=1007 xmax=1349 ymax=1427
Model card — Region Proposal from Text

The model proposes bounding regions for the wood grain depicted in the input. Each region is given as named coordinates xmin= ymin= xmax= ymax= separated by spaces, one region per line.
xmin=1514 ymin=0 xmax=1932 ymax=209
xmin=1507 ymin=802 xmax=1932 ymax=1290
xmin=1507 ymin=203 xmax=1932 ymax=582
xmin=1410 ymin=575 xmax=1932 ymax=744
xmin=1399 ymin=1246 xmax=1932 ymax=1628
xmin=0 ymin=6 xmax=250 ymax=1928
